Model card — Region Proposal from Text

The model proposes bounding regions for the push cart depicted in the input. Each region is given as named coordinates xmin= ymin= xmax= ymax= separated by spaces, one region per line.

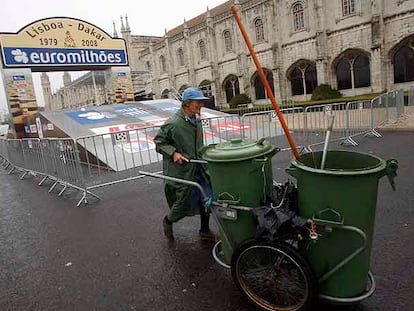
xmin=140 ymin=138 xmax=398 ymax=311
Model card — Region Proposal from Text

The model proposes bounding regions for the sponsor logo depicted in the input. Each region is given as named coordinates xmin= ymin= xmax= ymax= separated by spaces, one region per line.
xmin=2 ymin=47 xmax=127 ymax=66
xmin=11 ymin=49 xmax=29 ymax=64
xmin=65 ymin=110 xmax=112 ymax=125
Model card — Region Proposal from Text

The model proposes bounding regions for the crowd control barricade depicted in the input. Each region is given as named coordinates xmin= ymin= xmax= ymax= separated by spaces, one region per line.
xmin=409 ymin=86 xmax=414 ymax=106
xmin=40 ymin=138 xmax=86 ymax=198
xmin=201 ymin=115 xmax=245 ymax=144
xmin=241 ymin=107 xmax=306 ymax=151
xmin=303 ymin=102 xmax=348 ymax=148
xmin=6 ymin=139 xmax=26 ymax=175
xmin=75 ymin=115 xmax=250 ymax=206
xmin=0 ymin=139 xmax=10 ymax=169
xmin=0 ymin=90 xmax=407 ymax=207
xmin=20 ymin=138 xmax=48 ymax=180
xmin=386 ymin=89 xmax=404 ymax=122
xmin=396 ymin=89 xmax=405 ymax=118
xmin=343 ymin=100 xmax=372 ymax=146
xmin=75 ymin=125 xmax=164 ymax=206
xmin=367 ymin=90 xmax=401 ymax=138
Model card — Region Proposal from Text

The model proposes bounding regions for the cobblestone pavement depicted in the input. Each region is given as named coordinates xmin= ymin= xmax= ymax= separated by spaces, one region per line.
xmin=0 ymin=131 xmax=413 ymax=311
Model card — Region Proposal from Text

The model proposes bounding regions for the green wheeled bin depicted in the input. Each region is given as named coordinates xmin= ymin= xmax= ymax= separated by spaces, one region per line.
xmin=286 ymin=150 xmax=398 ymax=303
xmin=202 ymin=138 xmax=279 ymax=264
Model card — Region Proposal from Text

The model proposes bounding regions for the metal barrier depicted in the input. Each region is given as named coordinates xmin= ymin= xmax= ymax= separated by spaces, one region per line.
xmin=366 ymin=89 xmax=404 ymax=138
xmin=20 ymin=139 xmax=47 ymax=179
xmin=42 ymin=138 xmax=85 ymax=196
xmin=6 ymin=139 xmax=26 ymax=175
xmin=202 ymin=114 xmax=245 ymax=144
xmin=0 ymin=89 xmax=406 ymax=206
xmin=303 ymin=102 xmax=349 ymax=147
xmin=409 ymin=86 xmax=414 ymax=106
xmin=343 ymin=100 xmax=372 ymax=145
xmin=0 ymin=139 xmax=9 ymax=169
xmin=75 ymin=126 xmax=163 ymax=205
xmin=241 ymin=107 xmax=306 ymax=151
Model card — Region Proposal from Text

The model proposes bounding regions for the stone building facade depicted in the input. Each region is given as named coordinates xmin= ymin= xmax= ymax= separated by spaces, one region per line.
xmin=123 ymin=0 xmax=414 ymax=106
xmin=42 ymin=0 xmax=414 ymax=110
xmin=41 ymin=71 xmax=108 ymax=110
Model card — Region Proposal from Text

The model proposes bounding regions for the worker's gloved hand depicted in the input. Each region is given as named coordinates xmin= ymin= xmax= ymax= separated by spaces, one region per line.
xmin=203 ymin=195 xmax=213 ymax=210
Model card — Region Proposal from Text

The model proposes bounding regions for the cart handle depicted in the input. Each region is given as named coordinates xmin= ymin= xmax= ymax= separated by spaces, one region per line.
xmin=188 ymin=159 xmax=208 ymax=164
xmin=138 ymin=171 xmax=208 ymax=200
xmin=311 ymin=222 xmax=367 ymax=284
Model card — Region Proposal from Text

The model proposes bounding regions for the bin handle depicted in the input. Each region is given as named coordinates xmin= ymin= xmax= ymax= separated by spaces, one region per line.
xmin=314 ymin=224 xmax=367 ymax=284
xmin=253 ymin=157 xmax=268 ymax=163
xmin=312 ymin=208 xmax=344 ymax=226
xmin=217 ymin=192 xmax=240 ymax=205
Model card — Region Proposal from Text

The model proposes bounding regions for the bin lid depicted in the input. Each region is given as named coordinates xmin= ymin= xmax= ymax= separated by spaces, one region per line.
xmin=202 ymin=138 xmax=278 ymax=162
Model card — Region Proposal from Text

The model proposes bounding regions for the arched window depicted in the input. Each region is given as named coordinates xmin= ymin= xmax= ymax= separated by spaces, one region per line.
xmin=177 ymin=48 xmax=185 ymax=67
xmin=159 ymin=55 xmax=166 ymax=73
xmin=353 ymin=55 xmax=371 ymax=88
xmin=342 ymin=0 xmax=356 ymax=16
xmin=223 ymin=30 xmax=233 ymax=52
xmin=288 ymin=62 xmax=318 ymax=96
xmin=293 ymin=3 xmax=305 ymax=32
xmin=223 ymin=75 xmax=240 ymax=103
xmin=305 ymin=65 xmax=318 ymax=93
xmin=394 ymin=45 xmax=414 ymax=83
xmin=336 ymin=52 xmax=371 ymax=90
xmin=199 ymin=40 xmax=207 ymax=61
xmin=146 ymin=61 xmax=151 ymax=71
xmin=161 ymin=89 xmax=169 ymax=98
xmin=337 ymin=58 xmax=352 ymax=90
xmin=200 ymin=80 xmax=213 ymax=97
xmin=291 ymin=67 xmax=304 ymax=95
xmin=178 ymin=85 xmax=188 ymax=95
xmin=252 ymin=69 xmax=274 ymax=100
xmin=254 ymin=18 xmax=265 ymax=43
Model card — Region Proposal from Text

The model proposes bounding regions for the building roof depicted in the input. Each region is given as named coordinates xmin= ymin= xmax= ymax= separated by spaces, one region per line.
xmin=166 ymin=1 xmax=233 ymax=37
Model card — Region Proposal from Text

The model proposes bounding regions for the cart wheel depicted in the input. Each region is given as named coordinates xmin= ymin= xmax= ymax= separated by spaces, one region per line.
xmin=231 ymin=240 xmax=317 ymax=311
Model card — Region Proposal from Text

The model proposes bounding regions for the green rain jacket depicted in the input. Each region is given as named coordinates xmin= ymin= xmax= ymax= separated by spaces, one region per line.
xmin=154 ymin=108 xmax=208 ymax=222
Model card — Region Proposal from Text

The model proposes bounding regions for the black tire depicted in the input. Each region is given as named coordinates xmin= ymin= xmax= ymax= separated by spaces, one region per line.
xmin=231 ymin=240 xmax=317 ymax=311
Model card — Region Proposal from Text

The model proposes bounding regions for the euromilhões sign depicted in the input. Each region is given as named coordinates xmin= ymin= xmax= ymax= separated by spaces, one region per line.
xmin=0 ymin=17 xmax=128 ymax=69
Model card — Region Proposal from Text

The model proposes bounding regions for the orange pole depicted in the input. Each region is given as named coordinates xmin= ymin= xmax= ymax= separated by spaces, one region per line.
xmin=231 ymin=5 xmax=300 ymax=160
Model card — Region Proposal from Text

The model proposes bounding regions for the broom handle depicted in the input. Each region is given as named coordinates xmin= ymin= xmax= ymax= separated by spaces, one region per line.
xmin=231 ymin=4 xmax=300 ymax=160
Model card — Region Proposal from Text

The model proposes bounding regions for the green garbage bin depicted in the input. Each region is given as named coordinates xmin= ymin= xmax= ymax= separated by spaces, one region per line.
xmin=202 ymin=138 xmax=279 ymax=264
xmin=286 ymin=150 xmax=398 ymax=300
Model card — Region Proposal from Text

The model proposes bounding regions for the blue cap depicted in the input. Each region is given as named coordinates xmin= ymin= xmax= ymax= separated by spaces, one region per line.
xmin=181 ymin=87 xmax=209 ymax=103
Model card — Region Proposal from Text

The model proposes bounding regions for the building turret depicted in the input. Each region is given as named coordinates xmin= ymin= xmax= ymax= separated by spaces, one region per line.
xmin=120 ymin=15 xmax=132 ymax=48
xmin=40 ymin=72 xmax=52 ymax=110
xmin=113 ymin=21 xmax=118 ymax=38
xmin=63 ymin=72 xmax=72 ymax=87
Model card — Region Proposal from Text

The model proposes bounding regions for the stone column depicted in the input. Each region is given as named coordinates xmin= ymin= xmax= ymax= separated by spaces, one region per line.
xmin=237 ymin=53 xmax=251 ymax=99
xmin=184 ymin=21 xmax=195 ymax=86
xmin=385 ymin=56 xmax=394 ymax=92
xmin=316 ymin=59 xmax=328 ymax=86
xmin=272 ymin=68 xmax=282 ymax=99
xmin=370 ymin=47 xmax=385 ymax=92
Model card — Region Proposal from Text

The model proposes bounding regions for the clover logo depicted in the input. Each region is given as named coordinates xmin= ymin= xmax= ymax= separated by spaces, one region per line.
xmin=11 ymin=49 xmax=29 ymax=64
xmin=78 ymin=111 xmax=108 ymax=120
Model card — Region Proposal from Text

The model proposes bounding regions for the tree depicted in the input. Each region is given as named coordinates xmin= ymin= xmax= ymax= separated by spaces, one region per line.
xmin=311 ymin=84 xmax=342 ymax=101
xmin=229 ymin=93 xmax=252 ymax=109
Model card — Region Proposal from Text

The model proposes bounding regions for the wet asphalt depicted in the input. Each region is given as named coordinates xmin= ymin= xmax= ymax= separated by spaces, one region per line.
xmin=0 ymin=131 xmax=413 ymax=311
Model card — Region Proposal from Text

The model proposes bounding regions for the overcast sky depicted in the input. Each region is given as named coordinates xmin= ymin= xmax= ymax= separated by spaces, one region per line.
xmin=0 ymin=0 xmax=226 ymax=112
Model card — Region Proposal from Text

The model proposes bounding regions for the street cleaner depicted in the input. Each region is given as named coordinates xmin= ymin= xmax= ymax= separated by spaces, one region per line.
xmin=154 ymin=87 xmax=215 ymax=241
